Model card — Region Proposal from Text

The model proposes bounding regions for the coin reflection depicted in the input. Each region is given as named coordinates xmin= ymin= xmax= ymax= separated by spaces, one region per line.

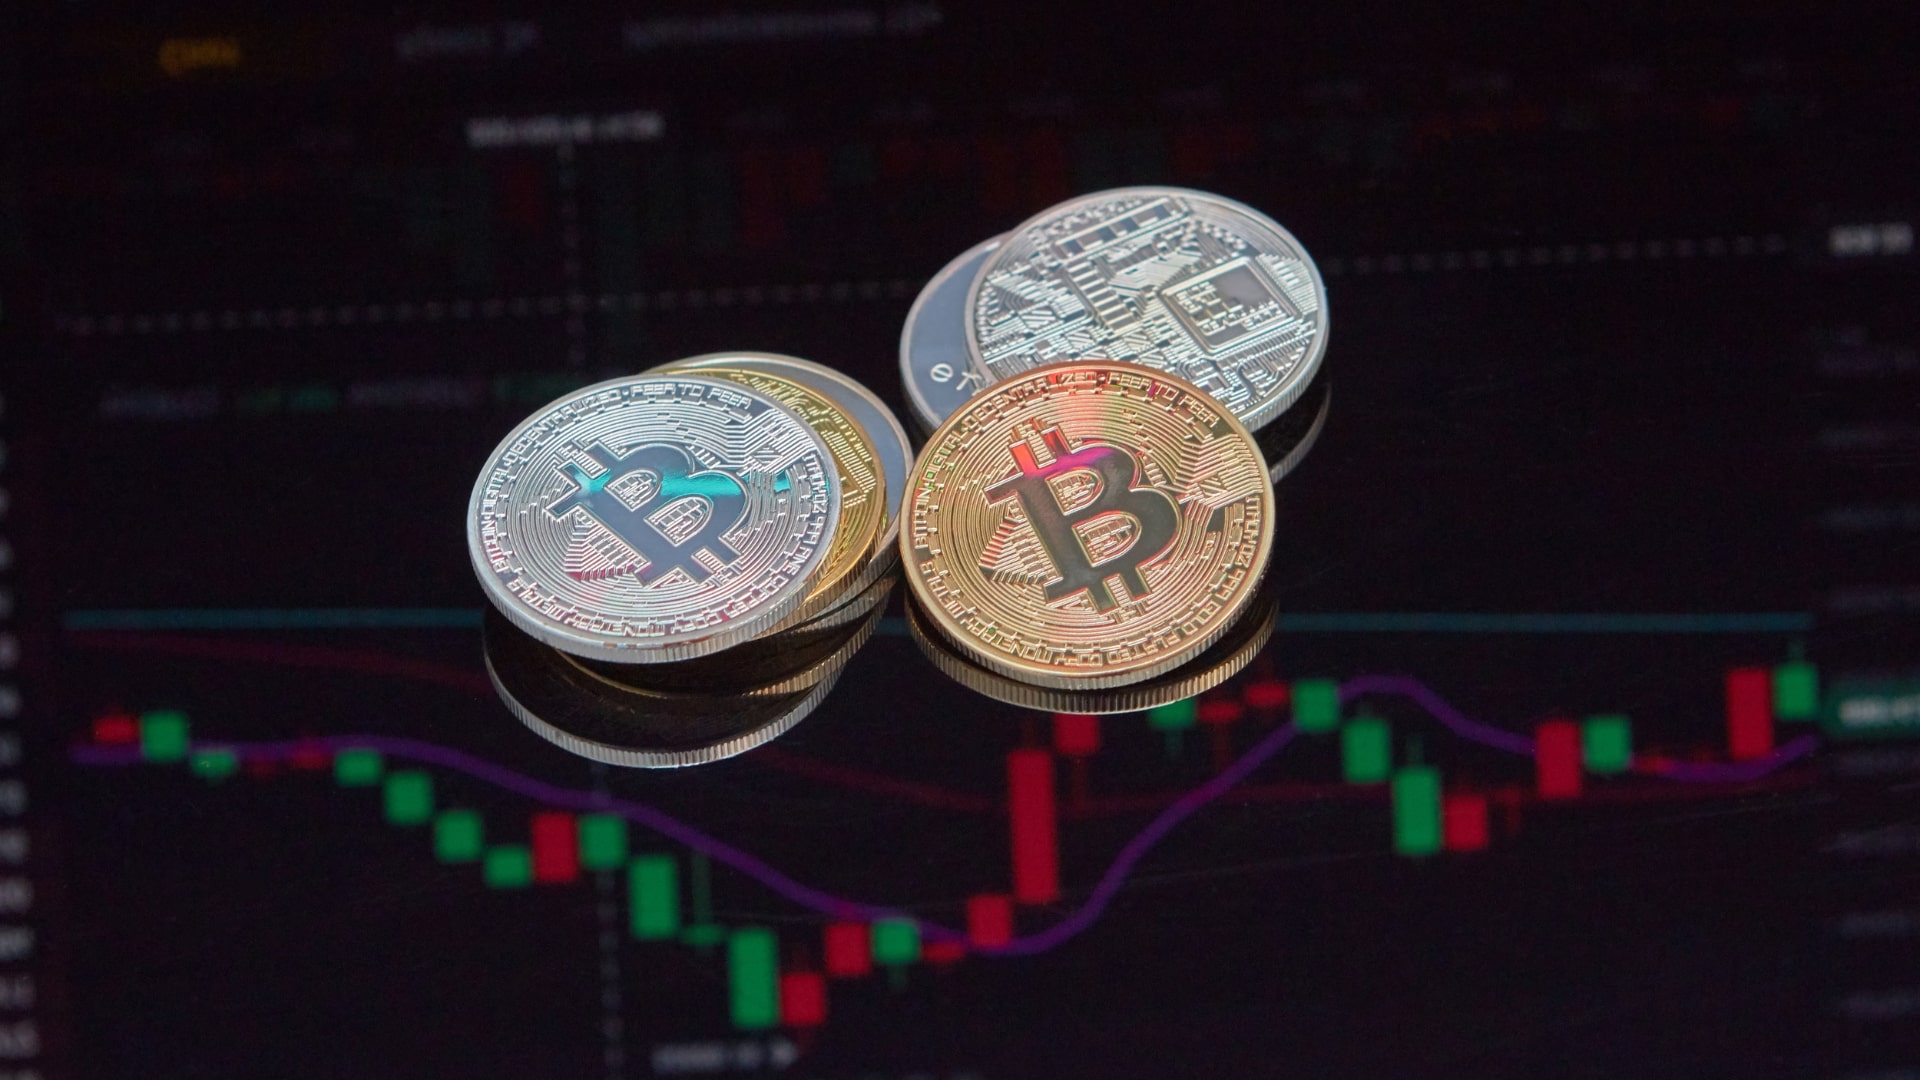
xmin=1258 ymin=370 xmax=1330 ymax=484
xmin=904 ymin=587 xmax=1278 ymax=715
xmin=483 ymin=584 xmax=888 ymax=768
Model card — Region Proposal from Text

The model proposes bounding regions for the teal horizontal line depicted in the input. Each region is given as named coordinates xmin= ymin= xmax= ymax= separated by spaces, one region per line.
xmin=1270 ymin=612 xmax=1812 ymax=634
xmin=63 ymin=608 xmax=1810 ymax=635
xmin=64 ymin=608 xmax=484 ymax=630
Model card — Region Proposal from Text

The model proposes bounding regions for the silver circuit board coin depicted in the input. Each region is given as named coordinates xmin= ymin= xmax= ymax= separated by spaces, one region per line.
xmin=656 ymin=352 xmax=911 ymax=586
xmin=899 ymin=235 xmax=1003 ymax=432
xmin=965 ymin=186 xmax=1329 ymax=432
xmin=467 ymin=372 xmax=841 ymax=663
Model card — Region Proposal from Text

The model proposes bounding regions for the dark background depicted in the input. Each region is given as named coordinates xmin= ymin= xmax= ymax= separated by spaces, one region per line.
xmin=3 ymin=2 xmax=1919 ymax=1077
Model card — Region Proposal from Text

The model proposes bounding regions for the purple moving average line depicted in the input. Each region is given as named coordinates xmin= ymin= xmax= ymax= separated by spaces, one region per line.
xmin=993 ymin=724 xmax=1298 ymax=956
xmin=1644 ymin=745 xmax=1819 ymax=783
xmin=1341 ymin=675 xmax=1537 ymax=754
xmin=1341 ymin=674 xmax=1823 ymax=783
xmin=77 ymin=734 xmax=930 ymax=931
xmin=69 ymin=676 xmax=1820 ymax=956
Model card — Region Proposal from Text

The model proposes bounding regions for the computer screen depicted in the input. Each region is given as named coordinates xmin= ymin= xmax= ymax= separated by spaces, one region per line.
xmin=5 ymin=4 xmax=1919 ymax=1077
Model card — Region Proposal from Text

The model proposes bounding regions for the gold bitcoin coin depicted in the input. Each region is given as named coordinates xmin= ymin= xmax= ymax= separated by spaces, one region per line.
xmin=660 ymin=362 xmax=885 ymax=633
xmin=904 ymin=360 xmax=1273 ymax=689
xmin=905 ymin=588 xmax=1276 ymax=714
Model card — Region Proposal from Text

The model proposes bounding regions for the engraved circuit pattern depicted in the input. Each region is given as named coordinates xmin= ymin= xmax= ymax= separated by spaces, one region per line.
xmin=906 ymin=363 xmax=1274 ymax=689
xmin=468 ymin=375 xmax=839 ymax=660
xmin=966 ymin=188 xmax=1328 ymax=432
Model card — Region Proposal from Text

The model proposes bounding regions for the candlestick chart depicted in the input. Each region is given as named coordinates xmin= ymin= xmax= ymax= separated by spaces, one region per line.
xmin=49 ymin=619 xmax=1883 ymax=1076
xmin=9 ymin=2 xmax=1920 ymax=1076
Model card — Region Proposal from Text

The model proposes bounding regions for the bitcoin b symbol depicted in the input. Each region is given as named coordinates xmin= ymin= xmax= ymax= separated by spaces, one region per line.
xmin=984 ymin=427 xmax=1179 ymax=612
xmin=547 ymin=443 xmax=748 ymax=585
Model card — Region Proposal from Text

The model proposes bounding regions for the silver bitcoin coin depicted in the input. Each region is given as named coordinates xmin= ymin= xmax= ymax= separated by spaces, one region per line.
xmin=467 ymin=373 xmax=841 ymax=663
xmin=899 ymin=235 xmax=1003 ymax=432
xmin=965 ymin=186 xmax=1329 ymax=432
xmin=655 ymin=352 xmax=911 ymax=590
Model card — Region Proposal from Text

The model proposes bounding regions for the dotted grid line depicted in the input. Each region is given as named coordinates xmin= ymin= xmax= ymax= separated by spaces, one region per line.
xmin=56 ymin=280 xmax=924 ymax=337
xmin=589 ymin=761 xmax=627 ymax=1080
xmin=50 ymin=234 xmax=1789 ymax=337
xmin=594 ymin=871 xmax=627 ymax=1080
xmin=1321 ymin=233 xmax=1788 ymax=276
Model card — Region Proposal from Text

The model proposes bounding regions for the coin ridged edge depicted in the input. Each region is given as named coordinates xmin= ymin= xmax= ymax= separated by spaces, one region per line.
xmin=905 ymin=594 xmax=1275 ymax=714
xmin=467 ymin=370 xmax=845 ymax=664
xmin=569 ymin=577 xmax=893 ymax=700
xmin=901 ymin=359 xmax=1276 ymax=690
xmin=777 ymin=575 xmax=895 ymax=635
xmin=491 ymin=655 xmax=849 ymax=768
xmin=962 ymin=185 xmax=1331 ymax=433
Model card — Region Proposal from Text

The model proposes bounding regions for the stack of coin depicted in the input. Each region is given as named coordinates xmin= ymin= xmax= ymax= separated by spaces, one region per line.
xmin=469 ymin=354 xmax=910 ymax=766
xmin=896 ymin=187 xmax=1330 ymax=709
xmin=899 ymin=185 xmax=1333 ymax=480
